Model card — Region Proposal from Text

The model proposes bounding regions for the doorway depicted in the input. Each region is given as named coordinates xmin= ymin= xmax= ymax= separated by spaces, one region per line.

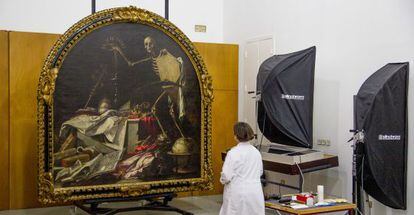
xmin=241 ymin=36 xmax=274 ymax=140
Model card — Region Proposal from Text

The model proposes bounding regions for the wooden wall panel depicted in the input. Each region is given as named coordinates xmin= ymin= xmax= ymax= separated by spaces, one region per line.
xmin=194 ymin=43 xmax=239 ymax=91
xmin=209 ymin=90 xmax=238 ymax=194
xmin=0 ymin=31 xmax=10 ymax=210
xmin=9 ymin=32 xmax=59 ymax=209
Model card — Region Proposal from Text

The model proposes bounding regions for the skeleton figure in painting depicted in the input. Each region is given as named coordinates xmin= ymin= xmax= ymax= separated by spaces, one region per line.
xmin=109 ymin=36 xmax=190 ymax=178
xmin=53 ymin=35 xmax=193 ymax=186
xmin=109 ymin=36 xmax=187 ymax=138
xmin=112 ymin=36 xmax=186 ymax=121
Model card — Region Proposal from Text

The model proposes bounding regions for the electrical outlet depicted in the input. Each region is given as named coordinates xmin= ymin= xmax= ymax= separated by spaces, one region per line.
xmin=317 ymin=139 xmax=325 ymax=145
xmin=317 ymin=139 xmax=331 ymax=146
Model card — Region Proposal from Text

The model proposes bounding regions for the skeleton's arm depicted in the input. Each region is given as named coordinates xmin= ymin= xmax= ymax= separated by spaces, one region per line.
xmin=130 ymin=57 xmax=151 ymax=66
xmin=113 ymin=46 xmax=150 ymax=67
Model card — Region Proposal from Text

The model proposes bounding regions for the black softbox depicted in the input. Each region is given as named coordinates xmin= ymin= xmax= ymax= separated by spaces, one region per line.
xmin=256 ymin=46 xmax=316 ymax=148
xmin=355 ymin=62 xmax=409 ymax=210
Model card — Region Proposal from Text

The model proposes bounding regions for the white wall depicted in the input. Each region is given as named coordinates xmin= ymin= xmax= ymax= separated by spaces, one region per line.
xmin=223 ymin=0 xmax=414 ymax=214
xmin=0 ymin=0 xmax=223 ymax=43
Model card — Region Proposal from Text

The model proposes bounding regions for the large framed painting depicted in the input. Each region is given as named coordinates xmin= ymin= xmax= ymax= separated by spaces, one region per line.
xmin=37 ymin=6 xmax=213 ymax=203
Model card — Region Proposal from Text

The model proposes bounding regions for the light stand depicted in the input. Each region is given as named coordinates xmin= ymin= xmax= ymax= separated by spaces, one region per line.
xmin=349 ymin=129 xmax=364 ymax=213
xmin=247 ymin=90 xmax=261 ymax=146
xmin=350 ymin=95 xmax=365 ymax=213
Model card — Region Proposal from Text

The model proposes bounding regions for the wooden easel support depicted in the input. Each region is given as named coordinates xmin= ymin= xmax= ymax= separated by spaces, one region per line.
xmin=74 ymin=193 xmax=193 ymax=215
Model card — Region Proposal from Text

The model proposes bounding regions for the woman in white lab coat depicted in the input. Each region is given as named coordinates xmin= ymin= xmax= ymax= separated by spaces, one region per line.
xmin=219 ymin=122 xmax=265 ymax=215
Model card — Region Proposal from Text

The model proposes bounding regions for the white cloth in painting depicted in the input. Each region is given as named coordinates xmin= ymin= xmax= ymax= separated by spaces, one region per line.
xmin=121 ymin=153 xmax=155 ymax=179
xmin=59 ymin=110 xmax=127 ymax=153
xmin=219 ymin=142 xmax=265 ymax=215
xmin=56 ymin=110 xmax=128 ymax=183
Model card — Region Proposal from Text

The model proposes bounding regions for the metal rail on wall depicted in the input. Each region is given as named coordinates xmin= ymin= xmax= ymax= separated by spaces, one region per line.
xmin=92 ymin=0 xmax=96 ymax=14
xmin=165 ymin=0 xmax=169 ymax=20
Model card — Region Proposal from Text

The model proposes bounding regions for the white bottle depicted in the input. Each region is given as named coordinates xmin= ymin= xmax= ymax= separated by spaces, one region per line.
xmin=317 ymin=185 xmax=324 ymax=203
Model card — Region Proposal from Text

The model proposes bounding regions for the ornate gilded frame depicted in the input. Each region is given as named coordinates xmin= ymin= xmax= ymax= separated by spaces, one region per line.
xmin=37 ymin=6 xmax=213 ymax=204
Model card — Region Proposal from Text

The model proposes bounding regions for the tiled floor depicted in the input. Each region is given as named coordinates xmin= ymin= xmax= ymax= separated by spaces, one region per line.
xmin=0 ymin=195 xmax=222 ymax=215
xmin=0 ymin=195 xmax=278 ymax=215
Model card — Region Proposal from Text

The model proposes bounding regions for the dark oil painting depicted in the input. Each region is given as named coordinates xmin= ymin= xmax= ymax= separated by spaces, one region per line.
xmin=52 ymin=23 xmax=202 ymax=188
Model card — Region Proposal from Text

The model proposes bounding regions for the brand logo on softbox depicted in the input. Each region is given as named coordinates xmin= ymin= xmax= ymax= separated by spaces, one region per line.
xmin=378 ymin=134 xmax=401 ymax=141
xmin=281 ymin=94 xmax=305 ymax=100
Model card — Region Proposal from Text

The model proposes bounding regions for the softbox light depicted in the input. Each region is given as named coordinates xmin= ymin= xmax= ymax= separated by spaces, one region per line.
xmin=256 ymin=46 xmax=316 ymax=148
xmin=355 ymin=62 xmax=409 ymax=210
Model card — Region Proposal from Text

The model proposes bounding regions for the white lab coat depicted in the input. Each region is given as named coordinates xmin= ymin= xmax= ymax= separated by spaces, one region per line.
xmin=219 ymin=142 xmax=265 ymax=215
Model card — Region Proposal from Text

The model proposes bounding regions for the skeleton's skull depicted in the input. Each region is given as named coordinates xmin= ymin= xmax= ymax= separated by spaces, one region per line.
xmin=144 ymin=36 xmax=155 ymax=55
xmin=98 ymin=98 xmax=111 ymax=114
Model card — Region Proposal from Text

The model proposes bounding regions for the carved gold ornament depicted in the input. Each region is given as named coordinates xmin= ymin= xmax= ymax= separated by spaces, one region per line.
xmin=113 ymin=6 xmax=154 ymax=23
xmin=37 ymin=6 xmax=213 ymax=203
xmin=201 ymin=74 xmax=214 ymax=104
xmin=40 ymin=67 xmax=58 ymax=106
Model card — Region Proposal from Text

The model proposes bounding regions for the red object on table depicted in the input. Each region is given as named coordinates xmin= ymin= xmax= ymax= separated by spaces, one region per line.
xmin=296 ymin=194 xmax=314 ymax=204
